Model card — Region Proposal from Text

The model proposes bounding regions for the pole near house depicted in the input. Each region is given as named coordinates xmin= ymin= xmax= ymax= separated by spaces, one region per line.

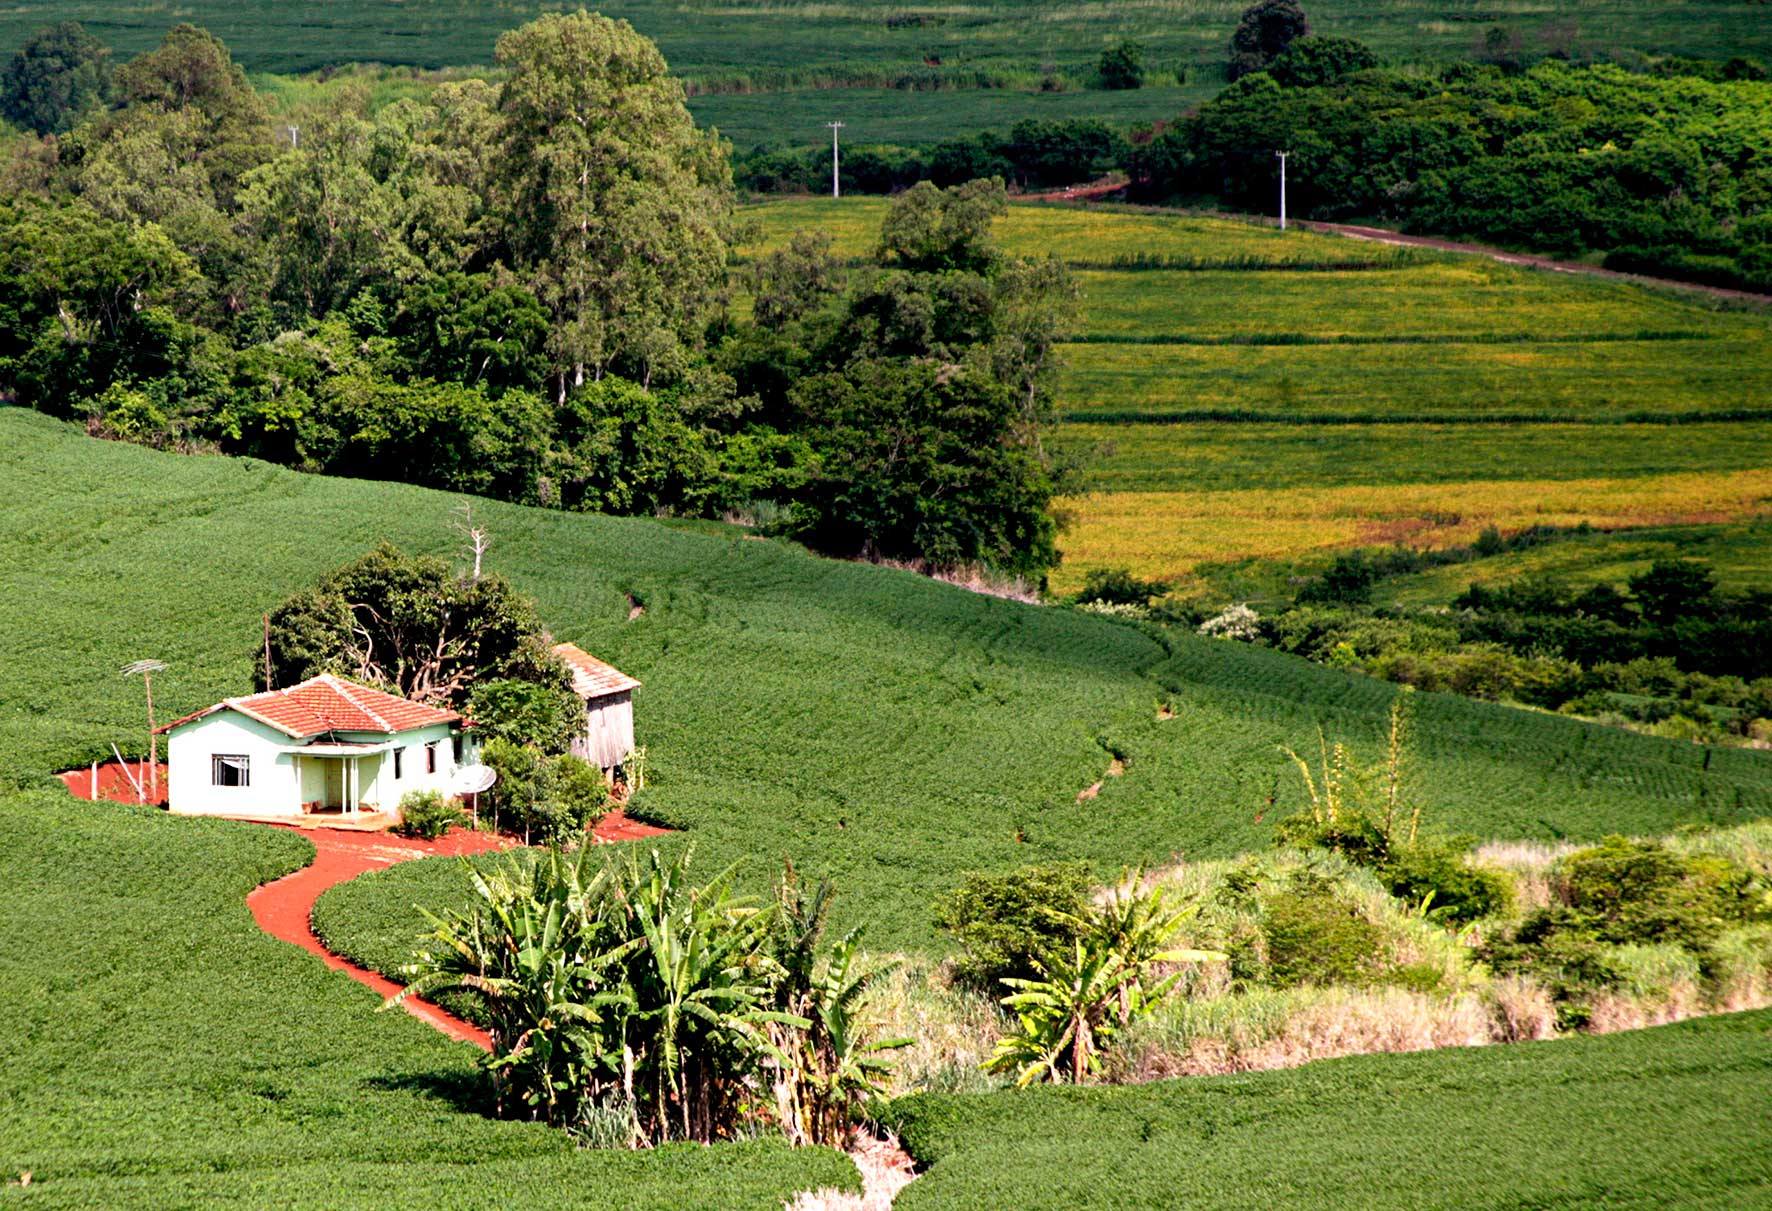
xmin=1275 ymin=150 xmax=1289 ymax=230
xmin=121 ymin=659 xmax=167 ymax=804
xmin=827 ymin=121 xmax=845 ymax=198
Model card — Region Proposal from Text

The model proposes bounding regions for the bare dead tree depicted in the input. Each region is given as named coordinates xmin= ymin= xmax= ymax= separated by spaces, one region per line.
xmin=120 ymin=659 xmax=167 ymax=804
xmin=452 ymin=503 xmax=492 ymax=581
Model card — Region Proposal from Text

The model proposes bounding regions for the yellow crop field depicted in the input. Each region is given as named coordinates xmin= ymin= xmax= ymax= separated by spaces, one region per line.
xmin=1053 ymin=470 xmax=1772 ymax=593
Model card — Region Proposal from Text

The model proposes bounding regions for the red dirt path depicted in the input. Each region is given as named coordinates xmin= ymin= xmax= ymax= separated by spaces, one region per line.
xmin=247 ymin=824 xmax=510 ymax=1048
xmin=242 ymin=809 xmax=671 ymax=1050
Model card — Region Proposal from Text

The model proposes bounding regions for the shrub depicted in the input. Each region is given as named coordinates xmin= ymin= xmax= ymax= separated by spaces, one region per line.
xmin=1077 ymin=566 xmax=1165 ymax=606
xmin=1381 ymin=840 xmax=1515 ymax=926
xmin=481 ymin=738 xmax=610 ymax=844
xmin=393 ymin=789 xmax=462 ymax=840
xmin=466 ymin=677 xmax=581 ymax=754
xmin=1198 ymin=603 xmax=1262 ymax=641
xmin=1095 ymin=39 xmax=1144 ymax=90
xmin=1556 ymin=835 xmax=1759 ymax=949
xmin=933 ymin=863 xmax=1094 ymax=991
xmin=1274 ymin=807 xmax=1393 ymax=868
xmin=1261 ymin=891 xmax=1386 ymax=988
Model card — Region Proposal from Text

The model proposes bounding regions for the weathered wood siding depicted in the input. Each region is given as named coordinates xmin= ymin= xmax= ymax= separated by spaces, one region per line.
xmin=571 ymin=690 xmax=635 ymax=770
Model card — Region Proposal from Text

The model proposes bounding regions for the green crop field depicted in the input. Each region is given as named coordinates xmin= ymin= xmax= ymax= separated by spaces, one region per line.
xmin=745 ymin=199 xmax=1772 ymax=593
xmin=8 ymin=0 xmax=1772 ymax=117
xmin=0 ymin=790 xmax=857 ymax=1208
xmin=6 ymin=406 xmax=1772 ymax=958
xmin=881 ymin=1010 xmax=1772 ymax=1208
xmin=4 ymin=404 xmax=1771 ymax=1205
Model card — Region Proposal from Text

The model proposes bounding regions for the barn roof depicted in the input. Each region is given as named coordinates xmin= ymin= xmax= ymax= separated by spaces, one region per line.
xmin=553 ymin=642 xmax=641 ymax=699
xmin=160 ymin=673 xmax=461 ymax=739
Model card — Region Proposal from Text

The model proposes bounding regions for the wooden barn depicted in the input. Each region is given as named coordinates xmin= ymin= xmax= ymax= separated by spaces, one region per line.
xmin=552 ymin=642 xmax=641 ymax=773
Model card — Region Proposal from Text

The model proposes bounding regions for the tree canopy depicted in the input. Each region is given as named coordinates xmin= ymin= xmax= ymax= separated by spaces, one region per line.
xmin=1 ymin=21 xmax=111 ymax=135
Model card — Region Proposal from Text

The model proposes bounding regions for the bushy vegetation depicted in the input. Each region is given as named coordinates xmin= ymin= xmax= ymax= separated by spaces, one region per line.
xmin=1208 ymin=551 xmax=1772 ymax=745
xmin=0 ymin=790 xmax=858 ymax=1207
xmin=1132 ymin=58 xmax=1772 ymax=293
xmin=392 ymin=788 xmax=462 ymax=839
xmin=1483 ymin=833 xmax=1772 ymax=1027
xmin=479 ymin=739 xmax=609 ymax=845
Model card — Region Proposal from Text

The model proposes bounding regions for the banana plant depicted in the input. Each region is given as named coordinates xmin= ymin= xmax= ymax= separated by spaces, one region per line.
xmin=988 ymin=872 xmax=1225 ymax=1086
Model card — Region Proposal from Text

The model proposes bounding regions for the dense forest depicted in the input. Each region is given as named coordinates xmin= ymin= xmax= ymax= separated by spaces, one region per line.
xmin=0 ymin=16 xmax=1075 ymax=578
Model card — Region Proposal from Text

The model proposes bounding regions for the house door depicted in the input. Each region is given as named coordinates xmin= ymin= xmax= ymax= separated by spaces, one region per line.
xmin=323 ymin=760 xmax=345 ymax=810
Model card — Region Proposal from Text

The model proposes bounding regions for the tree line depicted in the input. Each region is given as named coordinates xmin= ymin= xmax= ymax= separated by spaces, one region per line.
xmin=0 ymin=15 xmax=1076 ymax=580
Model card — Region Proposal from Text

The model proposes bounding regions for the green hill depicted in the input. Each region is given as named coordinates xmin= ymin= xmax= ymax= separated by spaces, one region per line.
xmin=6 ymin=406 xmax=1772 ymax=1206
xmin=5 ymin=406 xmax=1770 ymax=953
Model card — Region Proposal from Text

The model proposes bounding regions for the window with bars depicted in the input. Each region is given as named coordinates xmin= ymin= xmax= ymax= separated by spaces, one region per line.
xmin=212 ymin=754 xmax=249 ymax=787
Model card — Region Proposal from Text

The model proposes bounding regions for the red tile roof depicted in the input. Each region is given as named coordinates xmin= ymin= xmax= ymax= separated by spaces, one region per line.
xmin=161 ymin=674 xmax=460 ymax=739
xmin=553 ymin=643 xmax=641 ymax=699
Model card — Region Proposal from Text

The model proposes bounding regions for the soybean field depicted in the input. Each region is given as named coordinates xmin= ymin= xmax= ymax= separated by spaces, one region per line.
xmin=6 ymin=406 xmax=1771 ymax=958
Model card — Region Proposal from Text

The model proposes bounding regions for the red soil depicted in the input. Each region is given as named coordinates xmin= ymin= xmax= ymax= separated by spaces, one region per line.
xmin=246 ymin=824 xmax=511 ymax=1049
xmin=242 ymin=809 xmax=671 ymax=1050
xmin=57 ymin=759 xmax=168 ymax=806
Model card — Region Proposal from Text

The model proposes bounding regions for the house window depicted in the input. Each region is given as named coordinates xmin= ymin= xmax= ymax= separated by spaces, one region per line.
xmin=212 ymin=754 xmax=250 ymax=787
xmin=393 ymin=748 xmax=404 ymax=780
xmin=452 ymin=734 xmax=463 ymax=763
xmin=427 ymin=743 xmax=438 ymax=774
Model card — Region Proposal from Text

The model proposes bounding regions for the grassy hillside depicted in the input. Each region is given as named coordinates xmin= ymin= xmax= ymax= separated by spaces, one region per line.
xmin=745 ymin=199 xmax=1772 ymax=593
xmin=882 ymin=1009 xmax=1772 ymax=1208
xmin=8 ymin=0 xmax=1771 ymax=94
xmin=0 ymin=790 xmax=856 ymax=1208
xmin=6 ymin=407 xmax=1771 ymax=958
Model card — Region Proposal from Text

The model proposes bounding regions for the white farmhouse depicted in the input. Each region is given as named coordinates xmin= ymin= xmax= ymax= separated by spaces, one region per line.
xmin=552 ymin=642 xmax=640 ymax=772
xmin=161 ymin=674 xmax=474 ymax=821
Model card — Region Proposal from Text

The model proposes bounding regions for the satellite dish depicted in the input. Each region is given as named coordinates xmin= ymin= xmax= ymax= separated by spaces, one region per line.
xmin=452 ymin=764 xmax=497 ymax=795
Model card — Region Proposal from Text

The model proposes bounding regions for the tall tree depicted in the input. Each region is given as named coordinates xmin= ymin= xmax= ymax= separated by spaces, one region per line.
xmin=493 ymin=10 xmax=734 ymax=398
xmin=1 ymin=22 xmax=112 ymax=135
xmin=1228 ymin=0 xmax=1310 ymax=81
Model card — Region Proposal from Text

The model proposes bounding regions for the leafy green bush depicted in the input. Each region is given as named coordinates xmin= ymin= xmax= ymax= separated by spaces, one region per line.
xmin=393 ymin=789 xmax=462 ymax=840
xmin=1261 ymin=890 xmax=1386 ymax=988
xmin=933 ymin=863 xmax=1093 ymax=991
xmin=466 ymin=677 xmax=582 ymax=754
xmin=1556 ymin=835 xmax=1761 ymax=949
xmin=482 ymin=738 xmax=610 ymax=844
xmin=1380 ymin=840 xmax=1515 ymax=926
xmin=1076 ymin=566 xmax=1166 ymax=606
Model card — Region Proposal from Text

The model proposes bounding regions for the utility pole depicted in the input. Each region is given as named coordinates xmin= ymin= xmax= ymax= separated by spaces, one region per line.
xmin=121 ymin=659 xmax=168 ymax=804
xmin=1275 ymin=150 xmax=1288 ymax=230
xmin=827 ymin=121 xmax=845 ymax=199
xmin=287 ymin=123 xmax=299 ymax=150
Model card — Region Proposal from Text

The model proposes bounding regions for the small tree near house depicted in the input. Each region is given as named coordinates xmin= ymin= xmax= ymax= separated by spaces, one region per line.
xmin=260 ymin=542 xmax=568 ymax=708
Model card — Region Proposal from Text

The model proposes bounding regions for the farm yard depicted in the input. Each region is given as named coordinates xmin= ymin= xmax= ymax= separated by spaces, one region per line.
xmin=741 ymin=199 xmax=1772 ymax=594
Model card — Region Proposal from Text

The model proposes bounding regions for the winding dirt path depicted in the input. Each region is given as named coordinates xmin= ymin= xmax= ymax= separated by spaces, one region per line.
xmin=243 ymin=810 xmax=671 ymax=1049
xmin=247 ymin=825 xmax=510 ymax=1048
